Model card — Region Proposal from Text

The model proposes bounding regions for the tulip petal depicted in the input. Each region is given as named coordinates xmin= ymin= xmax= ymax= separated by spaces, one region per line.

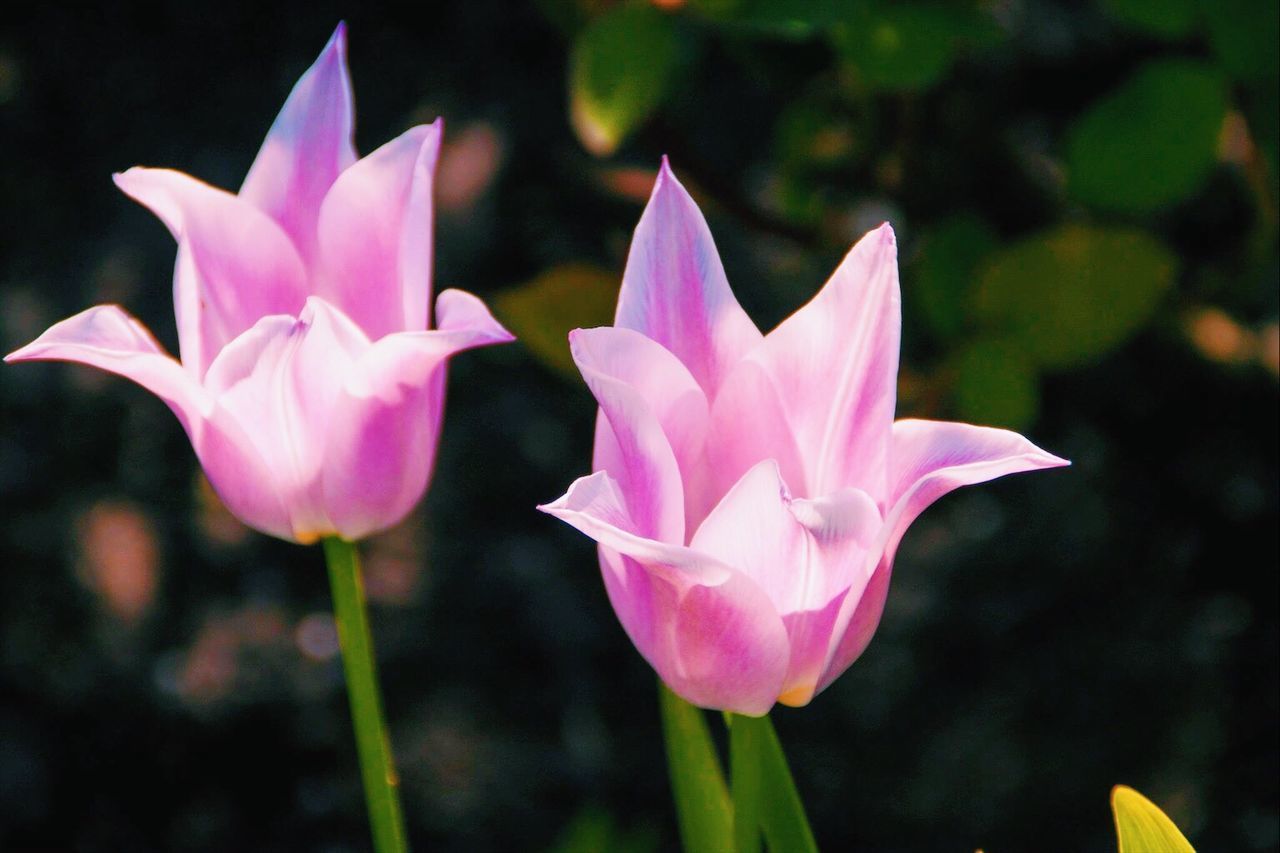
xmin=316 ymin=121 xmax=442 ymax=340
xmin=712 ymin=224 xmax=900 ymax=504
xmin=816 ymin=419 xmax=1070 ymax=693
xmin=114 ymin=168 xmax=309 ymax=379
xmin=318 ymin=289 xmax=512 ymax=540
xmin=4 ymin=304 xmax=210 ymax=437
xmin=615 ymin=160 xmax=762 ymax=400
xmin=540 ymin=471 xmax=790 ymax=715
xmin=205 ymin=297 xmax=369 ymax=542
xmin=574 ymin=326 xmax=711 ymax=531
xmin=239 ymin=23 xmax=357 ymax=267
xmin=571 ymin=328 xmax=691 ymax=545
xmin=689 ymin=460 xmax=881 ymax=704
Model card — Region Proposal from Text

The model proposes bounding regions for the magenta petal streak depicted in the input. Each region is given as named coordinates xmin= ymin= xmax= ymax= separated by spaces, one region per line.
xmin=539 ymin=161 xmax=1068 ymax=715
xmin=6 ymin=26 xmax=513 ymax=543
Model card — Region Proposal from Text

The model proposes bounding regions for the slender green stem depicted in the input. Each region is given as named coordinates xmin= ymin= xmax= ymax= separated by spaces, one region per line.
xmin=324 ymin=537 xmax=408 ymax=853
xmin=658 ymin=682 xmax=734 ymax=851
xmin=729 ymin=714 xmax=764 ymax=853
xmin=728 ymin=713 xmax=819 ymax=853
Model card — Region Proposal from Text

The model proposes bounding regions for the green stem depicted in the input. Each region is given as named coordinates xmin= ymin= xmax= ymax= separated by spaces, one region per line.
xmin=658 ymin=682 xmax=734 ymax=851
xmin=324 ymin=537 xmax=408 ymax=853
xmin=727 ymin=713 xmax=818 ymax=853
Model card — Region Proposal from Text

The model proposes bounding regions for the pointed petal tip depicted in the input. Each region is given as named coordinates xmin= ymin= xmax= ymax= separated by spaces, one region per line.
xmin=326 ymin=21 xmax=348 ymax=56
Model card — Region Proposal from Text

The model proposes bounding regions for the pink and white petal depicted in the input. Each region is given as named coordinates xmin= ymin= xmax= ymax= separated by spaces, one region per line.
xmin=573 ymin=326 xmax=710 ymax=530
xmin=238 ymin=23 xmax=357 ymax=267
xmin=814 ymin=419 xmax=1069 ymax=694
xmin=540 ymin=472 xmax=789 ymax=715
xmin=207 ymin=298 xmax=369 ymax=541
xmin=571 ymin=335 xmax=689 ymax=546
xmin=316 ymin=122 xmax=442 ymax=340
xmin=317 ymin=289 xmax=511 ymax=539
xmin=739 ymin=223 xmax=900 ymax=502
xmin=5 ymin=304 xmax=210 ymax=438
xmin=614 ymin=159 xmax=762 ymax=400
xmin=777 ymin=588 xmax=850 ymax=707
xmin=114 ymin=168 xmax=309 ymax=377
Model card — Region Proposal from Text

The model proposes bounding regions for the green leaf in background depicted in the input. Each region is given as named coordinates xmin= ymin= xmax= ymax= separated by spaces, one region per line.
xmin=549 ymin=805 xmax=657 ymax=853
xmin=908 ymin=214 xmax=999 ymax=342
xmin=1112 ymin=785 xmax=1196 ymax=852
xmin=495 ymin=263 xmax=618 ymax=377
xmin=1100 ymin=0 xmax=1198 ymax=39
xmin=974 ymin=224 xmax=1177 ymax=370
xmin=689 ymin=0 xmax=848 ymax=39
xmin=953 ymin=338 xmax=1040 ymax=431
xmin=832 ymin=2 xmax=966 ymax=92
xmin=1201 ymin=0 xmax=1280 ymax=84
xmin=570 ymin=4 xmax=682 ymax=156
xmin=658 ymin=684 xmax=734 ymax=853
xmin=1065 ymin=59 xmax=1228 ymax=214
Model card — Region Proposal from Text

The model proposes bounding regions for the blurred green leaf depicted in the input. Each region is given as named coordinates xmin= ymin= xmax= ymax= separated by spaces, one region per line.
xmin=1066 ymin=59 xmax=1227 ymax=213
xmin=953 ymin=338 xmax=1040 ymax=430
xmin=689 ymin=0 xmax=847 ymax=38
xmin=774 ymin=92 xmax=867 ymax=171
xmin=832 ymin=2 xmax=976 ymax=92
xmin=974 ymin=224 xmax=1177 ymax=369
xmin=1202 ymin=0 xmax=1280 ymax=84
xmin=570 ymin=4 xmax=682 ymax=156
xmin=1111 ymin=785 xmax=1196 ymax=852
xmin=549 ymin=805 xmax=657 ymax=853
xmin=909 ymin=215 xmax=999 ymax=342
xmin=495 ymin=263 xmax=618 ymax=377
xmin=1100 ymin=0 xmax=1198 ymax=39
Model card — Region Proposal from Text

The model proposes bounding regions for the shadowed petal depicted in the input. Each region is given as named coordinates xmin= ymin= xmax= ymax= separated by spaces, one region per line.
xmin=815 ymin=419 xmax=1070 ymax=694
xmin=712 ymin=224 xmax=900 ymax=504
xmin=4 ymin=304 xmax=209 ymax=437
xmin=239 ymin=23 xmax=357 ymax=267
xmin=540 ymin=471 xmax=790 ymax=715
xmin=114 ymin=167 xmax=309 ymax=378
xmin=615 ymin=160 xmax=762 ymax=400
xmin=319 ymin=289 xmax=512 ymax=540
xmin=316 ymin=121 xmax=442 ymax=340
xmin=575 ymin=326 xmax=711 ymax=532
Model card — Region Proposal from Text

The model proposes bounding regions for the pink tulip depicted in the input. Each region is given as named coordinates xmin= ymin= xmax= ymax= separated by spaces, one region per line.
xmin=6 ymin=25 xmax=513 ymax=544
xmin=540 ymin=161 xmax=1068 ymax=716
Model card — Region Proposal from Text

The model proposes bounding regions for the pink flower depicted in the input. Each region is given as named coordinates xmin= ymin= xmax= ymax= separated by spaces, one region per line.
xmin=6 ymin=25 xmax=513 ymax=544
xmin=540 ymin=162 xmax=1067 ymax=715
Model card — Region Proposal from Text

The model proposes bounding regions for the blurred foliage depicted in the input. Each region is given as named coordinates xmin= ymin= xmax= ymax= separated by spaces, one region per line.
xmin=0 ymin=0 xmax=1276 ymax=851
xmin=1112 ymin=785 xmax=1196 ymax=853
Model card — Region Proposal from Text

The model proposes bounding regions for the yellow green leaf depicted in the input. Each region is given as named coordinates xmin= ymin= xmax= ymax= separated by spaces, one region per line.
xmin=494 ymin=263 xmax=618 ymax=378
xmin=1112 ymin=785 xmax=1196 ymax=853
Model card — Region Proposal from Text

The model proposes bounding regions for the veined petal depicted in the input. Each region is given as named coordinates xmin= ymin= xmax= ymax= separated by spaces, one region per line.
xmin=239 ymin=23 xmax=357 ymax=267
xmin=575 ymin=326 xmax=711 ymax=531
xmin=4 ymin=304 xmax=210 ymax=436
xmin=114 ymin=167 xmax=309 ymax=379
xmin=816 ymin=419 xmax=1070 ymax=693
xmin=205 ymin=297 xmax=370 ymax=542
xmin=715 ymin=224 xmax=900 ymax=503
xmin=540 ymin=471 xmax=789 ymax=715
xmin=571 ymin=328 xmax=689 ymax=545
xmin=615 ymin=159 xmax=762 ymax=401
xmin=316 ymin=121 xmax=442 ymax=340
xmin=319 ymin=289 xmax=512 ymax=540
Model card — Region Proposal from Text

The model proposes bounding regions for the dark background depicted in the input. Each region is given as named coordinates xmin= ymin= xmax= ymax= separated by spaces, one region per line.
xmin=0 ymin=1 xmax=1276 ymax=851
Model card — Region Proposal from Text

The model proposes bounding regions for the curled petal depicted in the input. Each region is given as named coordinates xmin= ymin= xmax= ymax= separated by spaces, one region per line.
xmin=615 ymin=159 xmax=762 ymax=400
xmin=114 ymin=168 xmax=309 ymax=378
xmin=574 ymin=326 xmax=711 ymax=530
xmin=239 ymin=22 xmax=357 ymax=267
xmin=316 ymin=121 xmax=442 ymax=340
xmin=319 ymin=289 xmax=512 ymax=540
xmin=540 ymin=471 xmax=789 ymax=715
xmin=816 ymin=419 xmax=1070 ymax=694
xmin=4 ymin=304 xmax=210 ymax=436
